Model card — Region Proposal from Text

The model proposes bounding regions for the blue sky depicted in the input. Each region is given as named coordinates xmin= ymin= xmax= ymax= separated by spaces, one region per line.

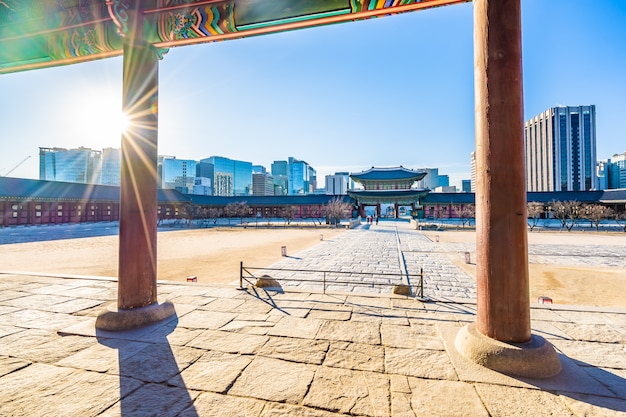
xmin=1 ymin=0 xmax=625 ymax=188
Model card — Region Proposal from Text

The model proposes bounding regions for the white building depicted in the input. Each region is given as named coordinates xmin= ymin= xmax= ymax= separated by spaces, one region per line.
xmin=325 ymin=172 xmax=352 ymax=195
xmin=524 ymin=105 xmax=597 ymax=191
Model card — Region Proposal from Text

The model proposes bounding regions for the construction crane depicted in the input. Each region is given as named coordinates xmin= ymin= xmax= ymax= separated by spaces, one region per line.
xmin=0 ymin=155 xmax=31 ymax=177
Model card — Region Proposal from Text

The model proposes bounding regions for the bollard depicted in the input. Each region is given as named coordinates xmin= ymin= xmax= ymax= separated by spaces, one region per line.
xmin=320 ymin=234 xmax=323 ymax=241
xmin=538 ymin=296 xmax=553 ymax=304
xmin=464 ymin=252 xmax=471 ymax=264
xmin=435 ymin=235 xmax=439 ymax=242
xmin=281 ymin=246 xmax=287 ymax=256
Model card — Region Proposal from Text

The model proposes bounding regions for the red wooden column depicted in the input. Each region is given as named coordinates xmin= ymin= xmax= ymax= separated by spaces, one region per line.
xmin=117 ymin=39 xmax=159 ymax=309
xmin=455 ymin=0 xmax=560 ymax=379
xmin=96 ymin=3 xmax=174 ymax=330
xmin=474 ymin=0 xmax=530 ymax=342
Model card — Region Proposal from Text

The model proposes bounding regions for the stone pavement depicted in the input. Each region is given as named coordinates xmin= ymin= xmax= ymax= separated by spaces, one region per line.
xmin=1 ymin=271 xmax=626 ymax=417
xmin=258 ymin=220 xmax=477 ymax=299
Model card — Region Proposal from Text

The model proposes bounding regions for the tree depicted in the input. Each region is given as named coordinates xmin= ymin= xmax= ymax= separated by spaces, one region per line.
xmin=527 ymin=202 xmax=544 ymax=231
xmin=583 ymin=204 xmax=614 ymax=232
xmin=453 ymin=204 xmax=475 ymax=228
xmin=326 ymin=197 xmax=352 ymax=227
xmin=206 ymin=207 xmax=223 ymax=225
xmin=223 ymin=202 xmax=238 ymax=224
xmin=549 ymin=200 xmax=580 ymax=231
xmin=614 ymin=211 xmax=626 ymax=232
xmin=180 ymin=203 xmax=197 ymax=227
xmin=281 ymin=205 xmax=295 ymax=226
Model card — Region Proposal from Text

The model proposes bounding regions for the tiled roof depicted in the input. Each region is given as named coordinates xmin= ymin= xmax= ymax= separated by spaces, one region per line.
xmin=350 ymin=167 xmax=427 ymax=182
xmin=186 ymin=194 xmax=353 ymax=206
xmin=0 ymin=177 xmax=189 ymax=203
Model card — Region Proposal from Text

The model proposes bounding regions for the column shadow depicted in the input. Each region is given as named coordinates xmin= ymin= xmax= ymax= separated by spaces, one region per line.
xmin=96 ymin=316 xmax=199 ymax=416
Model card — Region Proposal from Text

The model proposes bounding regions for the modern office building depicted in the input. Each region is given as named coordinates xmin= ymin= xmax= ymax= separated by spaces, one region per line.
xmin=100 ymin=147 xmax=121 ymax=186
xmin=415 ymin=168 xmax=440 ymax=190
xmin=271 ymin=157 xmax=317 ymax=195
xmin=287 ymin=157 xmax=315 ymax=195
xmin=598 ymin=152 xmax=626 ymax=190
xmin=200 ymin=156 xmax=252 ymax=196
xmin=470 ymin=152 xmax=476 ymax=193
xmin=524 ymin=105 xmax=597 ymax=191
xmin=325 ymin=172 xmax=352 ymax=195
xmin=160 ymin=157 xmax=197 ymax=194
xmin=438 ymin=174 xmax=449 ymax=187
xmin=192 ymin=177 xmax=212 ymax=196
xmin=39 ymin=147 xmax=101 ymax=184
xmin=252 ymin=172 xmax=274 ymax=196
xmin=461 ymin=179 xmax=471 ymax=193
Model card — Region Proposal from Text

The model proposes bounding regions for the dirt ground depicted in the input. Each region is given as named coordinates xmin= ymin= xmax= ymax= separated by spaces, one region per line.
xmin=0 ymin=228 xmax=344 ymax=285
xmin=422 ymin=230 xmax=626 ymax=308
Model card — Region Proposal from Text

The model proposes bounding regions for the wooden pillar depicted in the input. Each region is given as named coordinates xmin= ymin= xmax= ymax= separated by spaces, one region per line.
xmin=117 ymin=13 xmax=160 ymax=310
xmin=474 ymin=0 xmax=530 ymax=342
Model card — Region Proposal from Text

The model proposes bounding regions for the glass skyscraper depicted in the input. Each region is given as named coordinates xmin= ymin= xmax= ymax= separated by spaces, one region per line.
xmin=39 ymin=147 xmax=101 ymax=184
xmin=160 ymin=157 xmax=196 ymax=193
xmin=524 ymin=105 xmax=597 ymax=191
xmin=201 ymin=156 xmax=252 ymax=196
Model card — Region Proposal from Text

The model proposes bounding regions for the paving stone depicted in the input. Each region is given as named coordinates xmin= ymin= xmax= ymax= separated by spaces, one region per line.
xmin=0 ymin=324 xmax=23 ymax=338
xmin=551 ymin=340 xmax=626 ymax=369
xmin=0 ymin=363 xmax=140 ymax=417
xmin=381 ymin=323 xmax=442 ymax=350
xmin=385 ymin=347 xmax=458 ymax=381
xmin=0 ymin=356 xmax=30 ymax=377
xmin=220 ymin=320 xmax=275 ymax=333
xmin=229 ymin=356 xmax=316 ymax=404
xmin=316 ymin=320 xmax=381 ymax=345
xmin=323 ymin=341 xmax=385 ymax=372
xmin=552 ymin=322 xmax=626 ymax=343
xmin=307 ymin=308 xmax=352 ymax=321
xmin=177 ymin=309 xmax=237 ymax=329
xmin=98 ymin=382 xmax=199 ymax=417
xmin=260 ymin=402 xmax=342 ymax=417
xmin=169 ymin=294 xmax=216 ymax=306
xmin=174 ymin=350 xmax=252 ymax=393
xmin=119 ymin=343 xmax=203 ymax=383
xmin=581 ymin=367 xmax=626 ymax=400
xmin=180 ymin=391 xmax=265 ymax=417
xmin=475 ymin=383 xmax=575 ymax=416
xmin=187 ymin=329 xmax=268 ymax=354
xmin=258 ymin=336 xmax=329 ymax=365
xmin=559 ymin=392 xmax=626 ymax=417
xmin=405 ymin=378 xmax=489 ymax=417
xmin=57 ymin=339 xmax=150 ymax=373
xmin=200 ymin=297 xmax=246 ymax=311
xmin=18 ymin=334 xmax=94 ymax=363
xmin=45 ymin=298 xmax=105 ymax=314
xmin=0 ymin=328 xmax=58 ymax=356
xmin=303 ymin=365 xmax=390 ymax=417
xmin=268 ymin=316 xmax=323 ymax=339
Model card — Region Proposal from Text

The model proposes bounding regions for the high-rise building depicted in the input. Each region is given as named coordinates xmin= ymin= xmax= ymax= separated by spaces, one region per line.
xmin=598 ymin=152 xmax=626 ymax=190
xmin=252 ymin=172 xmax=274 ymax=196
xmin=524 ymin=105 xmax=597 ymax=191
xmin=160 ymin=157 xmax=196 ymax=193
xmin=287 ymin=157 xmax=315 ymax=195
xmin=201 ymin=156 xmax=252 ymax=196
xmin=325 ymin=172 xmax=352 ymax=195
xmin=438 ymin=175 xmax=449 ymax=187
xmin=470 ymin=152 xmax=476 ymax=193
xmin=39 ymin=147 xmax=101 ymax=184
xmin=100 ymin=147 xmax=121 ymax=186
xmin=461 ymin=179 xmax=471 ymax=193
xmin=415 ymin=168 xmax=439 ymax=190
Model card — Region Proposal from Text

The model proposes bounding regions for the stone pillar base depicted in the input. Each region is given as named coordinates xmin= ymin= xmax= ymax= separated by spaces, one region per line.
xmin=95 ymin=300 xmax=175 ymax=331
xmin=455 ymin=323 xmax=561 ymax=379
